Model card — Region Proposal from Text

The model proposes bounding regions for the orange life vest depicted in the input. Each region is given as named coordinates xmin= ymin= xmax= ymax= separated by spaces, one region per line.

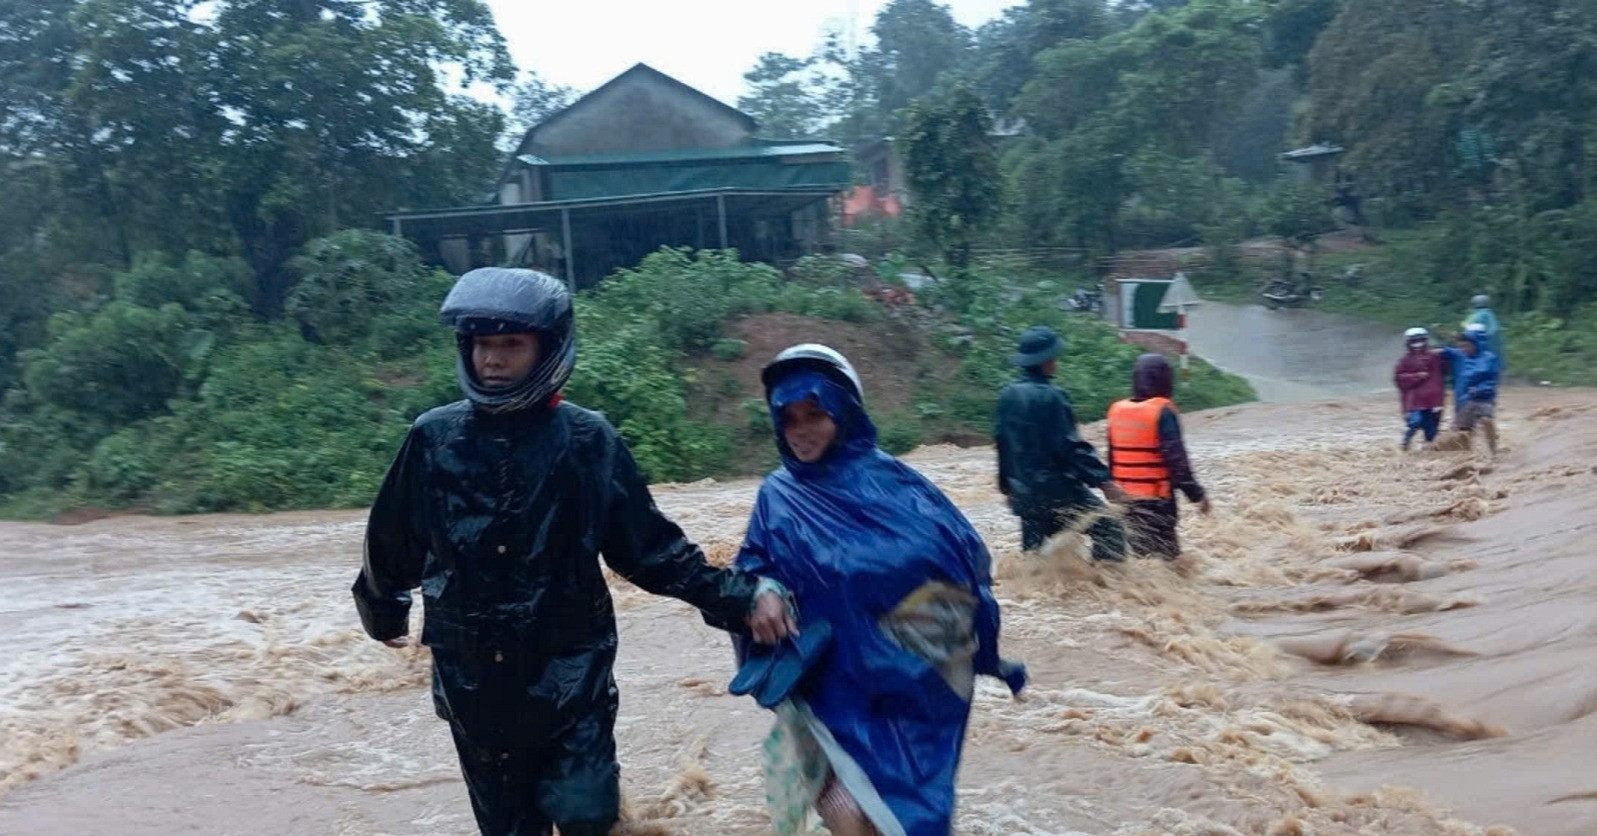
xmin=1107 ymin=397 xmax=1174 ymax=499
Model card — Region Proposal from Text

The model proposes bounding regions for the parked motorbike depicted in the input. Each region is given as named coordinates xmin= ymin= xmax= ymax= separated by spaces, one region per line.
xmin=1066 ymin=281 xmax=1105 ymax=315
xmin=1260 ymin=276 xmax=1325 ymax=309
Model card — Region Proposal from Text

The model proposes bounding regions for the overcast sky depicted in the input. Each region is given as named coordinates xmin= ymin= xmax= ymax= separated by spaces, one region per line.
xmin=482 ymin=0 xmax=1022 ymax=106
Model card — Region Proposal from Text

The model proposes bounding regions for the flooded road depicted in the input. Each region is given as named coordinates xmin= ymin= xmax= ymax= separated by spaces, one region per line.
xmin=1186 ymin=301 xmax=1400 ymax=403
xmin=2 ymin=324 xmax=1595 ymax=833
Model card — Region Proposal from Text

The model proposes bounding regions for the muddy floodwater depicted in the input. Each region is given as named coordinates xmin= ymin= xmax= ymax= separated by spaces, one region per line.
xmin=2 ymin=310 xmax=1595 ymax=834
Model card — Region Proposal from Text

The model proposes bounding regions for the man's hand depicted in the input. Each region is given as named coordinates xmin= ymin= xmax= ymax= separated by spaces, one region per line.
xmin=1198 ymin=498 xmax=1213 ymax=516
xmin=382 ymin=636 xmax=409 ymax=648
xmin=747 ymin=591 xmax=797 ymax=645
xmin=1101 ymin=482 xmax=1128 ymax=503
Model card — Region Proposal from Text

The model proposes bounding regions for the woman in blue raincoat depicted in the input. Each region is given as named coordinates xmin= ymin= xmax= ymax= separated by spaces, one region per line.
xmin=725 ymin=344 xmax=1027 ymax=836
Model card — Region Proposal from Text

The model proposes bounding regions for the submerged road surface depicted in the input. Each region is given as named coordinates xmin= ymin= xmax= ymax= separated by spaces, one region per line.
xmin=1185 ymin=301 xmax=1401 ymax=403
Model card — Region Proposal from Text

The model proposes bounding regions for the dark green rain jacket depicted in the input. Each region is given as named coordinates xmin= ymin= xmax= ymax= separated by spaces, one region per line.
xmin=994 ymin=368 xmax=1111 ymax=512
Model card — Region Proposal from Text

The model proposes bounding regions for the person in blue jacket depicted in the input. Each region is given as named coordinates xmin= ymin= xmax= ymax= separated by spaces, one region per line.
xmin=720 ymin=344 xmax=1027 ymax=836
xmin=1465 ymin=293 xmax=1504 ymax=366
xmin=1440 ymin=326 xmax=1500 ymax=454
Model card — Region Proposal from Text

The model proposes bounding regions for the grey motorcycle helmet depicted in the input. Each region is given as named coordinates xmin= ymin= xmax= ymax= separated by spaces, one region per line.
xmin=1472 ymin=294 xmax=1491 ymax=309
xmin=761 ymin=343 xmax=864 ymax=404
xmin=439 ymin=267 xmax=576 ymax=412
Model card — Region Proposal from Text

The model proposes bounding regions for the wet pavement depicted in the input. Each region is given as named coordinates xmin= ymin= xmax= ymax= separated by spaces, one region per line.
xmin=1185 ymin=301 xmax=1401 ymax=403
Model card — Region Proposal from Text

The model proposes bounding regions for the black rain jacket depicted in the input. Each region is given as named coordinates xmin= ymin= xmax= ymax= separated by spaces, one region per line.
xmin=353 ymin=399 xmax=758 ymax=723
xmin=995 ymin=368 xmax=1111 ymax=512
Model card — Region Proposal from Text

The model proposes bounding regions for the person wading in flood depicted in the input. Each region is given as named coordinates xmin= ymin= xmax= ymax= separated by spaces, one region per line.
xmin=1393 ymin=327 xmax=1446 ymax=451
xmin=995 ymin=326 xmax=1127 ymax=560
xmin=1465 ymin=294 xmax=1504 ymax=368
xmin=352 ymin=267 xmax=793 ymax=836
xmin=719 ymin=344 xmax=1027 ymax=836
xmin=1106 ymin=354 xmax=1211 ymax=559
xmin=1440 ymin=325 xmax=1501 ymax=456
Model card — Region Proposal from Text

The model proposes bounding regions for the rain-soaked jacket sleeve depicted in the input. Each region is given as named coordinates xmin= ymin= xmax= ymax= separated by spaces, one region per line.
xmin=1157 ymin=407 xmax=1205 ymax=504
xmin=1043 ymin=389 xmax=1109 ymax=487
xmin=353 ymin=427 xmax=428 ymax=642
xmin=600 ymin=434 xmax=757 ymax=631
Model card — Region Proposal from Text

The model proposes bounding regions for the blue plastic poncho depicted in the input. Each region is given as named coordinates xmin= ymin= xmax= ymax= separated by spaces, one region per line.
xmin=733 ymin=370 xmax=1020 ymax=836
xmin=1441 ymin=330 xmax=1500 ymax=408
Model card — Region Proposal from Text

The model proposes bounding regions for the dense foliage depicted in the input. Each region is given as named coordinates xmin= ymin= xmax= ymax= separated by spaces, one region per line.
xmin=0 ymin=236 xmax=1252 ymax=517
xmin=12 ymin=0 xmax=1594 ymax=514
xmin=744 ymin=0 xmax=1597 ymax=374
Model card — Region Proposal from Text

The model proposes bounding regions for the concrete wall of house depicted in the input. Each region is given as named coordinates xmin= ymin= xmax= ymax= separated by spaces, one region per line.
xmin=528 ymin=76 xmax=750 ymax=156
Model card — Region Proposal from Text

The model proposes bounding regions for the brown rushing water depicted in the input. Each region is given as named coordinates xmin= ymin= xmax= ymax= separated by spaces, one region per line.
xmin=1 ymin=307 xmax=1593 ymax=834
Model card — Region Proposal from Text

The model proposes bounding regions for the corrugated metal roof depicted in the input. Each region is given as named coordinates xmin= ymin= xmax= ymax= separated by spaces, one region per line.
xmin=1281 ymin=143 xmax=1345 ymax=160
xmin=517 ymin=143 xmax=843 ymax=168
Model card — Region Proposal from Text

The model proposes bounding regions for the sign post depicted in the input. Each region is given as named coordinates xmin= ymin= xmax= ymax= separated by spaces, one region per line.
xmin=1157 ymin=272 xmax=1202 ymax=380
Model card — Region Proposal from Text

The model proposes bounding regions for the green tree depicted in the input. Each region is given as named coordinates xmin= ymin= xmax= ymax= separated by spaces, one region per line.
xmin=970 ymin=0 xmax=1112 ymax=115
xmin=503 ymin=70 xmax=578 ymax=146
xmin=902 ymin=86 xmax=1003 ymax=267
xmin=1305 ymin=0 xmax=1479 ymax=200
xmin=285 ymin=231 xmax=443 ymax=346
xmin=21 ymin=301 xmax=202 ymax=428
xmin=1 ymin=0 xmax=515 ymax=318
xmin=206 ymin=0 xmax=513 ymax=313
xmin=737 ymin=53 xmax=829 ymax=138
xmin=1263 ymin=0 xmax=1341 ymax=80
xmin=1452 ymin=0 xmax=1597 ymax=210
xmin=862 ymin=0 xmax=973 ymax=118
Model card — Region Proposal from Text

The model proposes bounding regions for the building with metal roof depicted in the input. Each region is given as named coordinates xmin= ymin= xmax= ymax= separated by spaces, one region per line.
xmin=385 ymin=64 xmax=852 ymax=287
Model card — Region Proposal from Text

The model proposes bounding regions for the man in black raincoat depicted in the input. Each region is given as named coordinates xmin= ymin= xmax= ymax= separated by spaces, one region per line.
xmin=353 ymin=268 xmax=792 ymax=836
xmin=995 ymin=326 xmax=1127 ymax=560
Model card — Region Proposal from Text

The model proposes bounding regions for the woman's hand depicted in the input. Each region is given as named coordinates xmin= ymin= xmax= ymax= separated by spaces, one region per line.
xmin=747 ymin=591 xmax=798 ymax=645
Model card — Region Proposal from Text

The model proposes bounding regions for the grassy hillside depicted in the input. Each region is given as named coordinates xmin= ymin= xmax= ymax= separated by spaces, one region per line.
xmin=0 ymin=238 xmax=1255 ymax=520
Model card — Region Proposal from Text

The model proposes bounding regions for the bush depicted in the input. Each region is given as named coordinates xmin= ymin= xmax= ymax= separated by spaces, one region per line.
xmin=114 ymin=252 xmax=254 ymax=333
xmin=742 ymin=397 xmax=773 ymax=436
xmin=21 ymin=301 xmax=203 ymax=427
xmin=596 ymin=249 xmax=784 ymax=354
xmin=711 ymin=338 xmax=746 ymax=361
xmin=286 ymin=231 xmax=450 ymax=346
xmin=787 ymin=255 xmax=852 ymax=287
xmin=1263 ymin=181 xmax=1333 ymax=244
xmin=1 ymin=234 xmax=456 ymax=515
xmin=877 ymin=411 xmax=924 ymax=455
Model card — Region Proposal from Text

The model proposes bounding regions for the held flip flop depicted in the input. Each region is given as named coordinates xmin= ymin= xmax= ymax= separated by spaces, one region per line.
xmin=753 ymin=620 xmax=833 ymax=709
xmin=727 ymin=619 xmax=835 ymax=708
xmin=728 ymin=644 xmax=777 ymax=699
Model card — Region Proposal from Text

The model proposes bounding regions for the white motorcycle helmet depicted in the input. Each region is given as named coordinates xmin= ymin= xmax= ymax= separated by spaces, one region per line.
xmin=760 ymin=343 xmax=865 ymax=404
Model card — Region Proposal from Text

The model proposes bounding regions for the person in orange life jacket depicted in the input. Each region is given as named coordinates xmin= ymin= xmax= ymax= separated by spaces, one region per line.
xmin=1106 ymin=354 xmax=1211 ymax=559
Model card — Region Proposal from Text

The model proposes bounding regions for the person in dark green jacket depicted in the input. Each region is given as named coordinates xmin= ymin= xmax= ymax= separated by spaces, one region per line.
xmin=995 ymin=326 xmax=1127 ymax=560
